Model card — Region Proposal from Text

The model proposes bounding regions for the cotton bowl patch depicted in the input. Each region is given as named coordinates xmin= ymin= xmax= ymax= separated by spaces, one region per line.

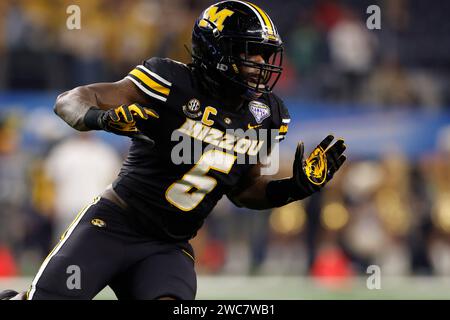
xmin=249 ymin=101 xmax=271 ymax=124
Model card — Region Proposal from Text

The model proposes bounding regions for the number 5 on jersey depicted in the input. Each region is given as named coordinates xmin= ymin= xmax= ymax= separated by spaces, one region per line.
xmin=165 ymin=150 xmax=236 ymax=211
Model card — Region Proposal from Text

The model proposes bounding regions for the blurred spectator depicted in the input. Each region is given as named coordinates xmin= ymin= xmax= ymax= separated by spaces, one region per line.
xmin=407 ymin=163 xmax=434 ymax=275
xmin=289 ymin=10 xmax=321 ymax=74
xmin=44 ymin=132 xmax=121 ymax=241
xmin=0 ymin=114 xmax=28 ymax=252
xmin=21 ymin=158 xmax=55 ymax=270
xmin=362 ymin=54 xmax=417 ymax=107
xmin=312 ymin=0 xmax=343 ymax=32
xmin=327 ymin=7 xmax=377 ymax=102
xmin=0 ymin=0 xmax=449 ymax=108
xmin=287 ymin=9 xmax=323 ymax=98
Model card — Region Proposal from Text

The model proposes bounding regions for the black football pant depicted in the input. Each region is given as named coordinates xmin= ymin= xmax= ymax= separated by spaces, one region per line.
xmin=26 ymin=197 xmax=197 ymax=300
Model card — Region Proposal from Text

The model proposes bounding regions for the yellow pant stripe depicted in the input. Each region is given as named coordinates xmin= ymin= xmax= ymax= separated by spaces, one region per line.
xmin=27 ymin=196 xmax=100 ymax=300
xmin=182 ymin=249 xmax=195 ymax=262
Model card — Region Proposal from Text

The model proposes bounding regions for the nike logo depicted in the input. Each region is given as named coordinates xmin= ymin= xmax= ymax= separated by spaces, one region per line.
xmin=247 ymin=123 xmax=262 ymax=130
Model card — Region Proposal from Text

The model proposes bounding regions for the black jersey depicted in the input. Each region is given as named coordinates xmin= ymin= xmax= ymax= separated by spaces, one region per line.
xmin=112 ymin=57 xmax=290 ymax=241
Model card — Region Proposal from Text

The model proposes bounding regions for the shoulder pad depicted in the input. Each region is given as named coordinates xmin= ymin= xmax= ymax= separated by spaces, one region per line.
xmin=126 ymin=57 xmax=188 ymax=103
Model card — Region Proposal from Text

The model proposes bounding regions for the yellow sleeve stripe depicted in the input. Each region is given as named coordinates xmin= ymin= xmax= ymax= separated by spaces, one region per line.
xmin=126 ymin=76 xmax=167 ymax=102
xmin=137 ymin=65 xmax=172 ymax=86
xmin=129 ymin=68 xmax=170 ymax=96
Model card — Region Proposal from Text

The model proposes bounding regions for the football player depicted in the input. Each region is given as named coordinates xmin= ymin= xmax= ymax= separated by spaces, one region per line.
xmin=2 ymin=0 xmax=345 ymax=300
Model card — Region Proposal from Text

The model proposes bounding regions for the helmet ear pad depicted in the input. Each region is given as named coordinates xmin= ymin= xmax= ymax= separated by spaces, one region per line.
xmin=192 ymin=25 xmax=244 ymax=94
xmin=192 ymin=25 xmax=223 ymax=70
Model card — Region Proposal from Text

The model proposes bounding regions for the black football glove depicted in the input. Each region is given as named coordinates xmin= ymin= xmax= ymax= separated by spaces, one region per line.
xmin=85 ymin=103 xmax=159 ymax=144
xmin=292 ymin=134 xmax=347 ymax=197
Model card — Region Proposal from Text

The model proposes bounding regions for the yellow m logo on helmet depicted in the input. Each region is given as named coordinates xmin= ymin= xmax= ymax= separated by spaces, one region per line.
xmin=198 ymin=6 xmax=234 ymax=31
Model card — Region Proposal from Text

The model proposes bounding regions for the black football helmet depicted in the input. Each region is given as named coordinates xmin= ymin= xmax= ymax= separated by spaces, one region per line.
xmin=191 ymin=0 xmax=283 ymax=96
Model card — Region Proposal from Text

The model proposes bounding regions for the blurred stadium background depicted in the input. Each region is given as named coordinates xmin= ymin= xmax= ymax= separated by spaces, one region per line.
xmin=1 ymin=0 xmax=450 ymax=299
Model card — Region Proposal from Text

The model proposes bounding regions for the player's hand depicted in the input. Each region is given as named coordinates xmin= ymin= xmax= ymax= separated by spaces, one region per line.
xmin=292 ymin=135 xmax=347 ymax=197
xmin=99 ymin=103 xmax=159 ymax=144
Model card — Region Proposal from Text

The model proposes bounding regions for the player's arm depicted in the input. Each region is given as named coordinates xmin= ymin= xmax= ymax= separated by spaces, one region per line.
xmin=228 ymin=135 xmax=347 ymax=210
xmin=227 ymin=163 xmax=273 ymax=210
xmin=54 ymin=79 xmax=158 ymax=141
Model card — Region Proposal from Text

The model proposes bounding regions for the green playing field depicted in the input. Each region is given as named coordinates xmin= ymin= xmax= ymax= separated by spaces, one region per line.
xmin=1 ymin=276 xmax=449 ymax=300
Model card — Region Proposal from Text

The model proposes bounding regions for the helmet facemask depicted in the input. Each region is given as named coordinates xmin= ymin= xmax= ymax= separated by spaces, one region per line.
xmin=226 ymin=39 xmax=283 ymax=94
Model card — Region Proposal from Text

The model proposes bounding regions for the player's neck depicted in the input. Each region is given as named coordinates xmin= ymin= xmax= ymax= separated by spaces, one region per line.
xmin=195 ymin=68 xmax=246 ymax=111
xmin=222 ymin=95 xmax=246 ymax=112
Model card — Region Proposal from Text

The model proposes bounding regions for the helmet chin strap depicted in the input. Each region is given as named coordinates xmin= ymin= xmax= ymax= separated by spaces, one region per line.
xmin=242 ymin=88 xmax=263 ymax=101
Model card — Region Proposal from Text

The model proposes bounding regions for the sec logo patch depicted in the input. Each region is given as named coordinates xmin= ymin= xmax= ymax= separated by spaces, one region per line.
xmin=183 ymin=98 xmax=203 ymax=118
